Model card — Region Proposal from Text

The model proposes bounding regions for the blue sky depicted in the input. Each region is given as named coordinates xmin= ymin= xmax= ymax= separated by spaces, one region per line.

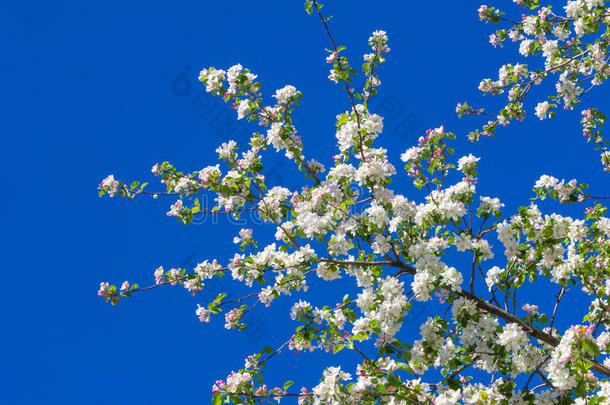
xmin=2 ymin=0 xmax=609 ymax=403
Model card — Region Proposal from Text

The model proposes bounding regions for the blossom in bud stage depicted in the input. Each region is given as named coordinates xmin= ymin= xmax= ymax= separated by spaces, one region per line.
xmin=166 ymin=200 xmax=183 ymax=217
xmin=368 ymin=30 xmax=390 ymax=53
xmin=522 ymin=303 xmax=539 ymax=314
xmin=154 ymin=266 xmax=164 ymax=284
xmin=199 ymin=68 xmax=226 ymax=93
xmin=489 ymin=34 xmax=500 ymax=47
xmin=328 ymin=69 xmax=339 ymax=83
xmin=99 ymin=175 xmax=120 ymax=197
xmin=196 ymin=304 xmax=211 ymax=323
xmin=97 ymin=282 xmax=110 ymax=297
xmin=233 ymin=228 xmax=253 ymax=244
xmin=216 ymin=141 xmax=238 ymax=160
xmin=198 ymin=164 xmax=221 ymax=185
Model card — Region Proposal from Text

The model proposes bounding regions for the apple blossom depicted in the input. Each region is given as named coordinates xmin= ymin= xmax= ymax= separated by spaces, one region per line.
xmin=535 ymin=101 xmax=551 ymax=119
xmin=97 ymin=1 xmax=610 ymax=404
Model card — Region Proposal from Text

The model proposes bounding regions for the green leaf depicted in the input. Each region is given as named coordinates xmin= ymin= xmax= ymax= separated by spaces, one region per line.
xmin=283 ymin=381 xmax=295 ymax=390
xmin=212 ymin=393 xmax=222 ymax=405
xmin=351 ymin=332 xmax=369 ymax=341
xmin=583 ymin=339 xmax=601 ymax=357
xmin=212 ymin=292 xmax=227 ymax=306
xmin=304 ymin=0 xmax=313 ymax=15
xmin=538 ymin=314 xmax=548 ymax=325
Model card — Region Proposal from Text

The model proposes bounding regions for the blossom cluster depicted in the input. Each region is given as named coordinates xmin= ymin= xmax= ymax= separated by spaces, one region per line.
xmin=582 ymin=108 xmax=610 ymax=171
xmin=466 ymin=0 xmax=610 ymax=140
xmin=97 ymin=1 xmax=610 ymax=404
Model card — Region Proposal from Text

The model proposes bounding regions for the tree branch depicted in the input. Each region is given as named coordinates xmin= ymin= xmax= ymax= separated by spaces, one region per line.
xmin=457 ymin=290 xmax=610 ymax=378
